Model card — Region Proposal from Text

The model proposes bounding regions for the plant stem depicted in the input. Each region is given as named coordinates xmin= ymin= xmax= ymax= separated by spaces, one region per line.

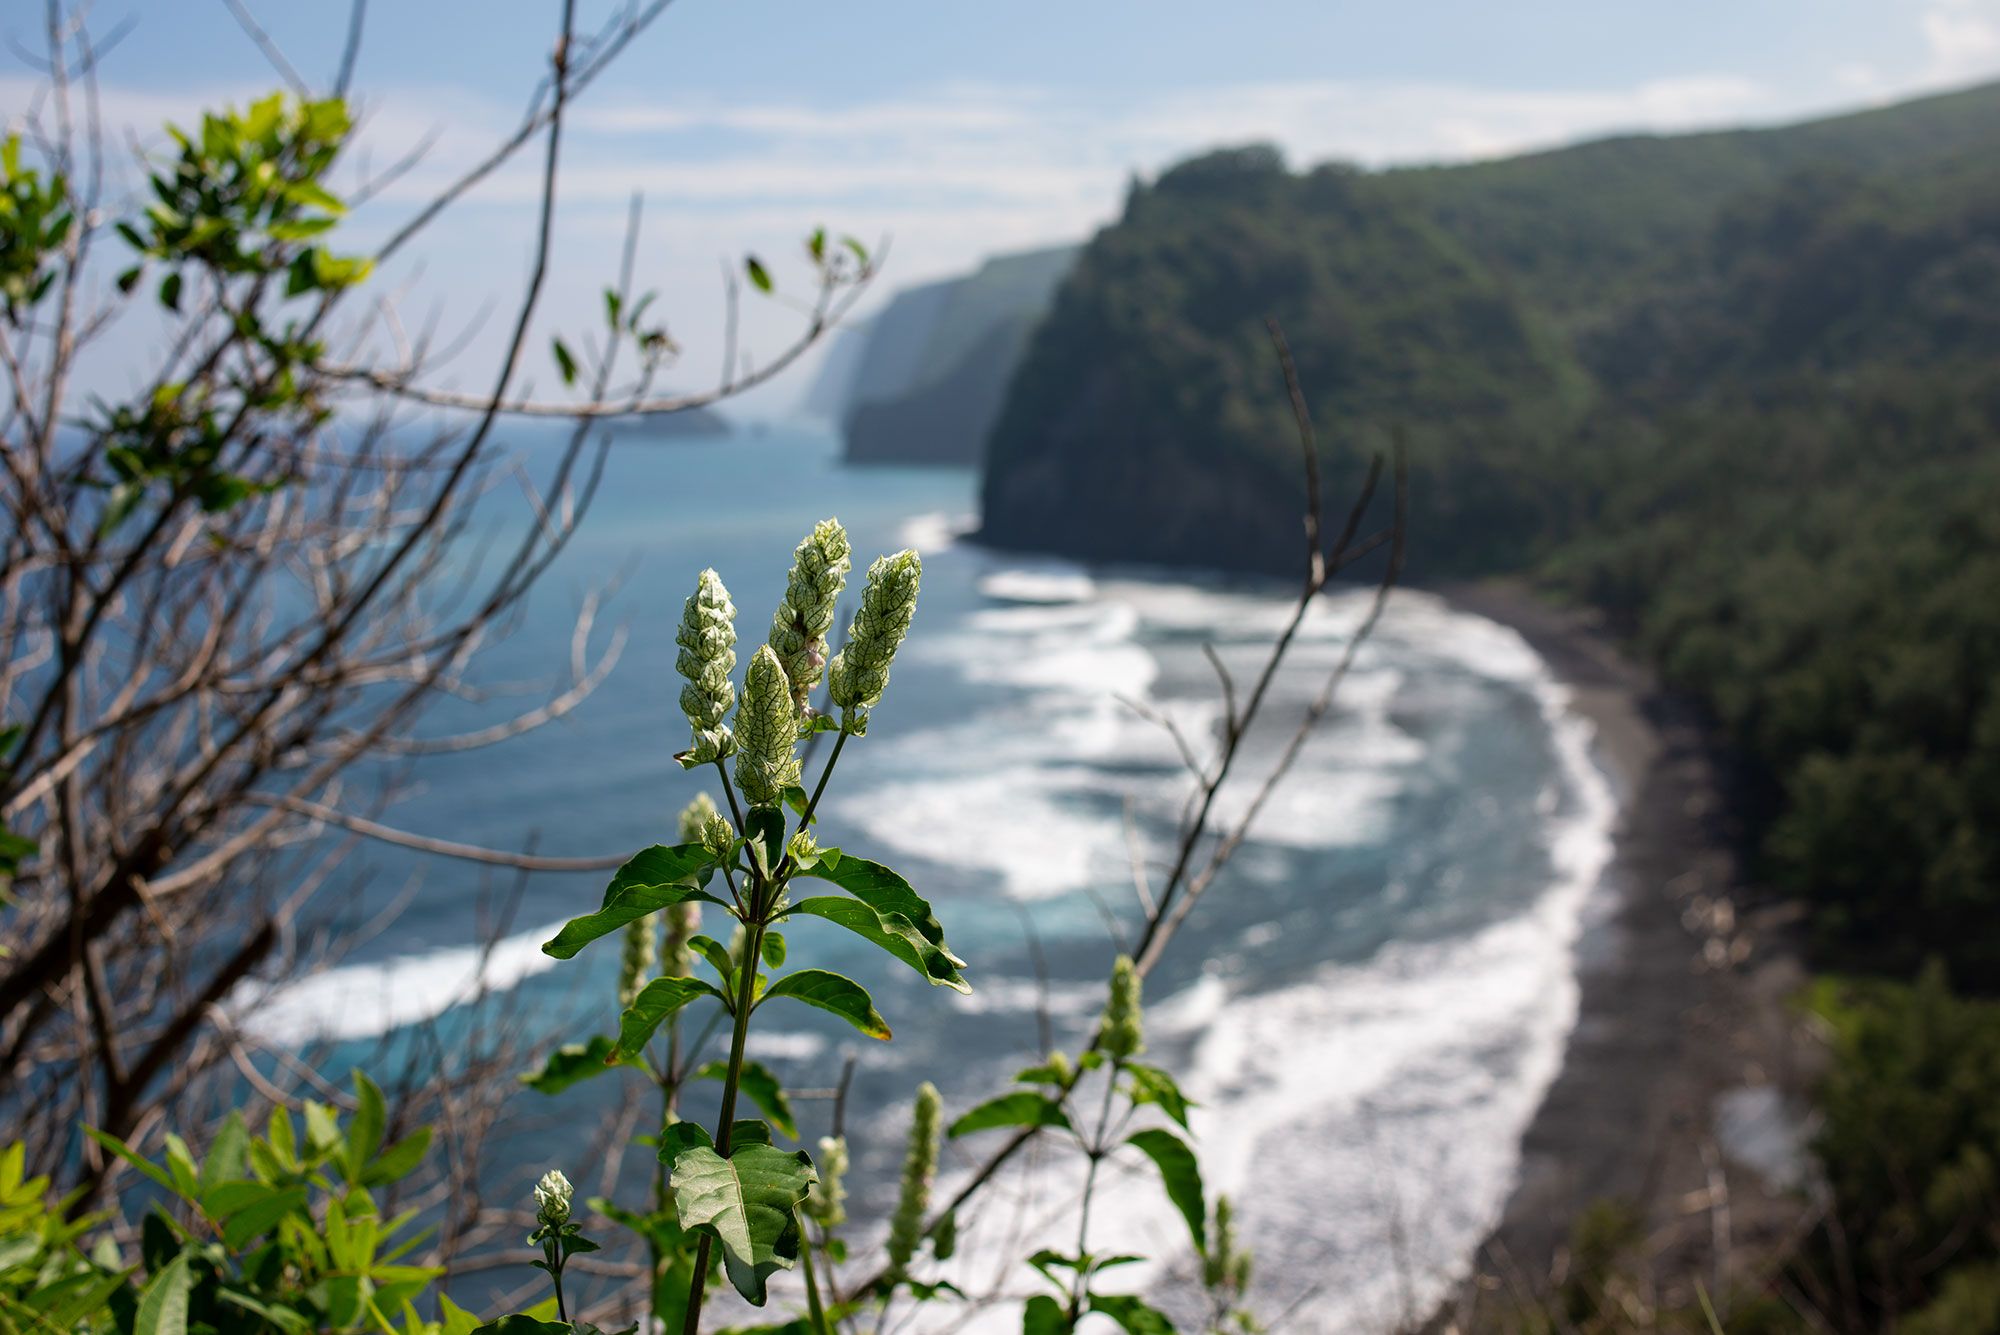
xmin=1068 ymin=1069 xmax=1121 ymax=1320
xmin=547 ymin=1236 xmax=569 ymax=1323
xmin=680 ymin=870 xmax=772 ymax=1335
xmin=801 ymin=1222 xmax=832 ymax=1335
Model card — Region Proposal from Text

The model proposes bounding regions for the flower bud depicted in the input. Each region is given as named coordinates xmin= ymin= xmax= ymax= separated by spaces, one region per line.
xmin=733 ymin=645 xmax=801 ymax=806
xmin=786 ymin=828 xmax=822 ymax=868
xmin=676 ymin=570 xmax=737 ymax=767
xmin=767 ymin=519 xmax=851 ymax=711
xmin=677 ymin=791 xmax=719 ymax=845
xmin=827 ymin=550 xmax=921 ymax=716
xmin=534 ymin=1169 xmax=573 ymax=1229
xmin=805 ymin=1134 xmax=848 ymax=1230
xmin=1095 ymin=954 xmax=1144 ymax=1060
xmin=700 ymin=811 xmax=735 ymax=861
xmin=886 ymin=1081 xmax=941 ymax=1273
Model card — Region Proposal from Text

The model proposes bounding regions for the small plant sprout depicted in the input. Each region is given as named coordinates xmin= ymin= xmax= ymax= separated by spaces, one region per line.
xmin=529 ymin=1168 xmax=597 ymax=1325
xmin=536 ymin=518 xmax=967 ymax=1335
xmin=950 ymin=953 xmax=1213 ymax=1331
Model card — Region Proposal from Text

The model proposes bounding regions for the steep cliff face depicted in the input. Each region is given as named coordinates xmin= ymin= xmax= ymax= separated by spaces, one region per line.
xmin=979 ymin=149 xmax=1583 ymax=574
xmin=808 ymin=245 xmax=1078 ymax=465
xmin=976 ymin=81 xmax=2000 ymax=577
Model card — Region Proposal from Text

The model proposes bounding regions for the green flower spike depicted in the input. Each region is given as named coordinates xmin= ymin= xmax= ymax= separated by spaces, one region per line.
xmin=733 ymin=644 xmax=802 ymax=806
xmin=1096 ymin=954 xmax=1145 ymax=1060
xmin=617 ymin=907 xmax=656 ymax=1009
xmin=767 ymin=518 xmax=851 ymax=712
xmin=827 ymin=549 xmax=922 ymax=721
xmin=805 ymin=1134 xmax=848 ymax=1230
xmin=886 ymin=1082 xmax=942 ymax=1274
xmin=675 ymin=569 xmax=738 ymax=767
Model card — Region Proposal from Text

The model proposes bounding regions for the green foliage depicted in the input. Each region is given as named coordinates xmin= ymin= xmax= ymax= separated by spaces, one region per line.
xmin=1805 ymin=966 xmax=2000 ymax=1331
xmin=0 ymin=135 xmax=72 ymax=322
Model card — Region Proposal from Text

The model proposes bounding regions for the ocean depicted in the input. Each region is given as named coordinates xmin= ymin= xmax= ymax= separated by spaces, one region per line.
xmin=243 ymin=421 xmax=1615 ymax=1332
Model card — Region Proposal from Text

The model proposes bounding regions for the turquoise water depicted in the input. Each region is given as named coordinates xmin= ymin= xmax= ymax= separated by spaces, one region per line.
xmin=253 ymin=422 xmax=1614 ymax=1331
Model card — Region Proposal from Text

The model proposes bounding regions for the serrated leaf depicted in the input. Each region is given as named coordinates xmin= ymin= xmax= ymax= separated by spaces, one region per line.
xmin=947 ymin=1092 xmax=1071 ymax=1139
xmin=519 ymin=1035 xmax=622 ymax=1094
xmin=758 ymin=969 xmax=889 ymax=1040
xmin=543 ymin=844 xmax=724 ymax=958
xmin=692 ymin=1059 xmax=797 ymax=1139
xmin=1126 ymin=1128 xmax=1204 ymax=1252
xmin=671 ymin=1142 xmax=816 ymax=1305
xmin=616 ymin=975 xmax=723 ymax=1057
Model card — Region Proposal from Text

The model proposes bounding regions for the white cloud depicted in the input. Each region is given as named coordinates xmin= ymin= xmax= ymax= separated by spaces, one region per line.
xmin=1919 ymin=0 xmax=2000 ymax=84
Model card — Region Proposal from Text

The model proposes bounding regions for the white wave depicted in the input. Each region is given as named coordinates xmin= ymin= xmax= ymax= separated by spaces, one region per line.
xmin=239 ymin=915 xmax=570 ymax=1045
xmin=915 ymin=609 xmax=1620 ymax=1335
xmin=899 ymin=511 xmax=977 ymax=553
xmin=977 ymin=563 xmax=1096 ymax=605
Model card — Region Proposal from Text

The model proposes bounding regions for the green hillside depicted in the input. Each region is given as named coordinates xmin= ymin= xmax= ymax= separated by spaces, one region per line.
xmin=979 ymin=81 xmax=2000 ymax=1324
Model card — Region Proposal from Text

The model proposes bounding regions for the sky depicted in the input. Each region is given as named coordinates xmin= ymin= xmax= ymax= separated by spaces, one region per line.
xmin=6 ymin=0 xmax=2000 ymax=415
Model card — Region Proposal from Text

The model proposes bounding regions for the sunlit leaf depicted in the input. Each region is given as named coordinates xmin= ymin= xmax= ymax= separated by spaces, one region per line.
xmin=542 ymin=844 xmax=724 ymax=959
xmin=757 ymin=969 xmax=889 ymax=1040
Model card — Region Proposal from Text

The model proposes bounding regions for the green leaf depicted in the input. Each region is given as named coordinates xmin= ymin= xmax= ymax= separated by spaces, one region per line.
xmin=542 ymin=844 xmax=723 ymax=958
xmin=780 ymin=896 xmax=970 ymax=995
xmin=616 ymin=975 xmax=724 ymax=1057
xmin=470 ymin=1319 xmax=572 ymax=1335
xmin=759 ymin=931 xmax=787 ymax=968
xmin=198 ymin=1112 xmax=248 ymax=1194
xmin=793 ymin=853 xmax=967 ymax=990
xmin=363 ymin=1127 xmax=431 ymax=1187
xmin=213 ymin=1183 xmax=308 ymax=1250
xmin=687 ymin=934 xmax=738 ymax=990
xmin=758 ymin=969 xmax=889 ymax=1040
xmin=83 ymin=1127 xmax=179 ymax=1198
xmin=157 ymin=271 xmax=181 ymax=312
xmin=132 ymin=1252 xmax=192 ymax=1335
xmin=348 ymin=1069 xmax=387 ymax=1180
xmin=519 ymin=1035 xmax=622 ymax=1095
xmin=1126 ymin=1128 xmax=1204 ymax=1252
xmin=552 ymin=337 xmax=578 ymax=386
xmin=745 ymin=807 xmax=785 ymax=877
xmin=947 ymin=1092 xmax=1071 ymax=1139
xmin=670 ymin=1142 xmax=816 ymax=1305
xmin=1023 ymin=1294 xmax=1070 ymax=1335
xmin=1088 ymin=1293 xmax=1178 ymax=1334
xmin=744 ymin=255 xmax=773 ymax=294
xmin=692 ymin=1059 xmax=797 ymax=1140
xmin=659 ymin=1120 xmax=713 ymax=1165
xmin=603 ymin=288 xmax=622 ymax=329
xmin=1125 ymin=1063 xmax=1195 ymax=1131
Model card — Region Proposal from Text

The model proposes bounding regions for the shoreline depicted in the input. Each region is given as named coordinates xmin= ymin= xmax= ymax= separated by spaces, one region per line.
xmin=1441 ymin=579 xmax=1819 ymax=1317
